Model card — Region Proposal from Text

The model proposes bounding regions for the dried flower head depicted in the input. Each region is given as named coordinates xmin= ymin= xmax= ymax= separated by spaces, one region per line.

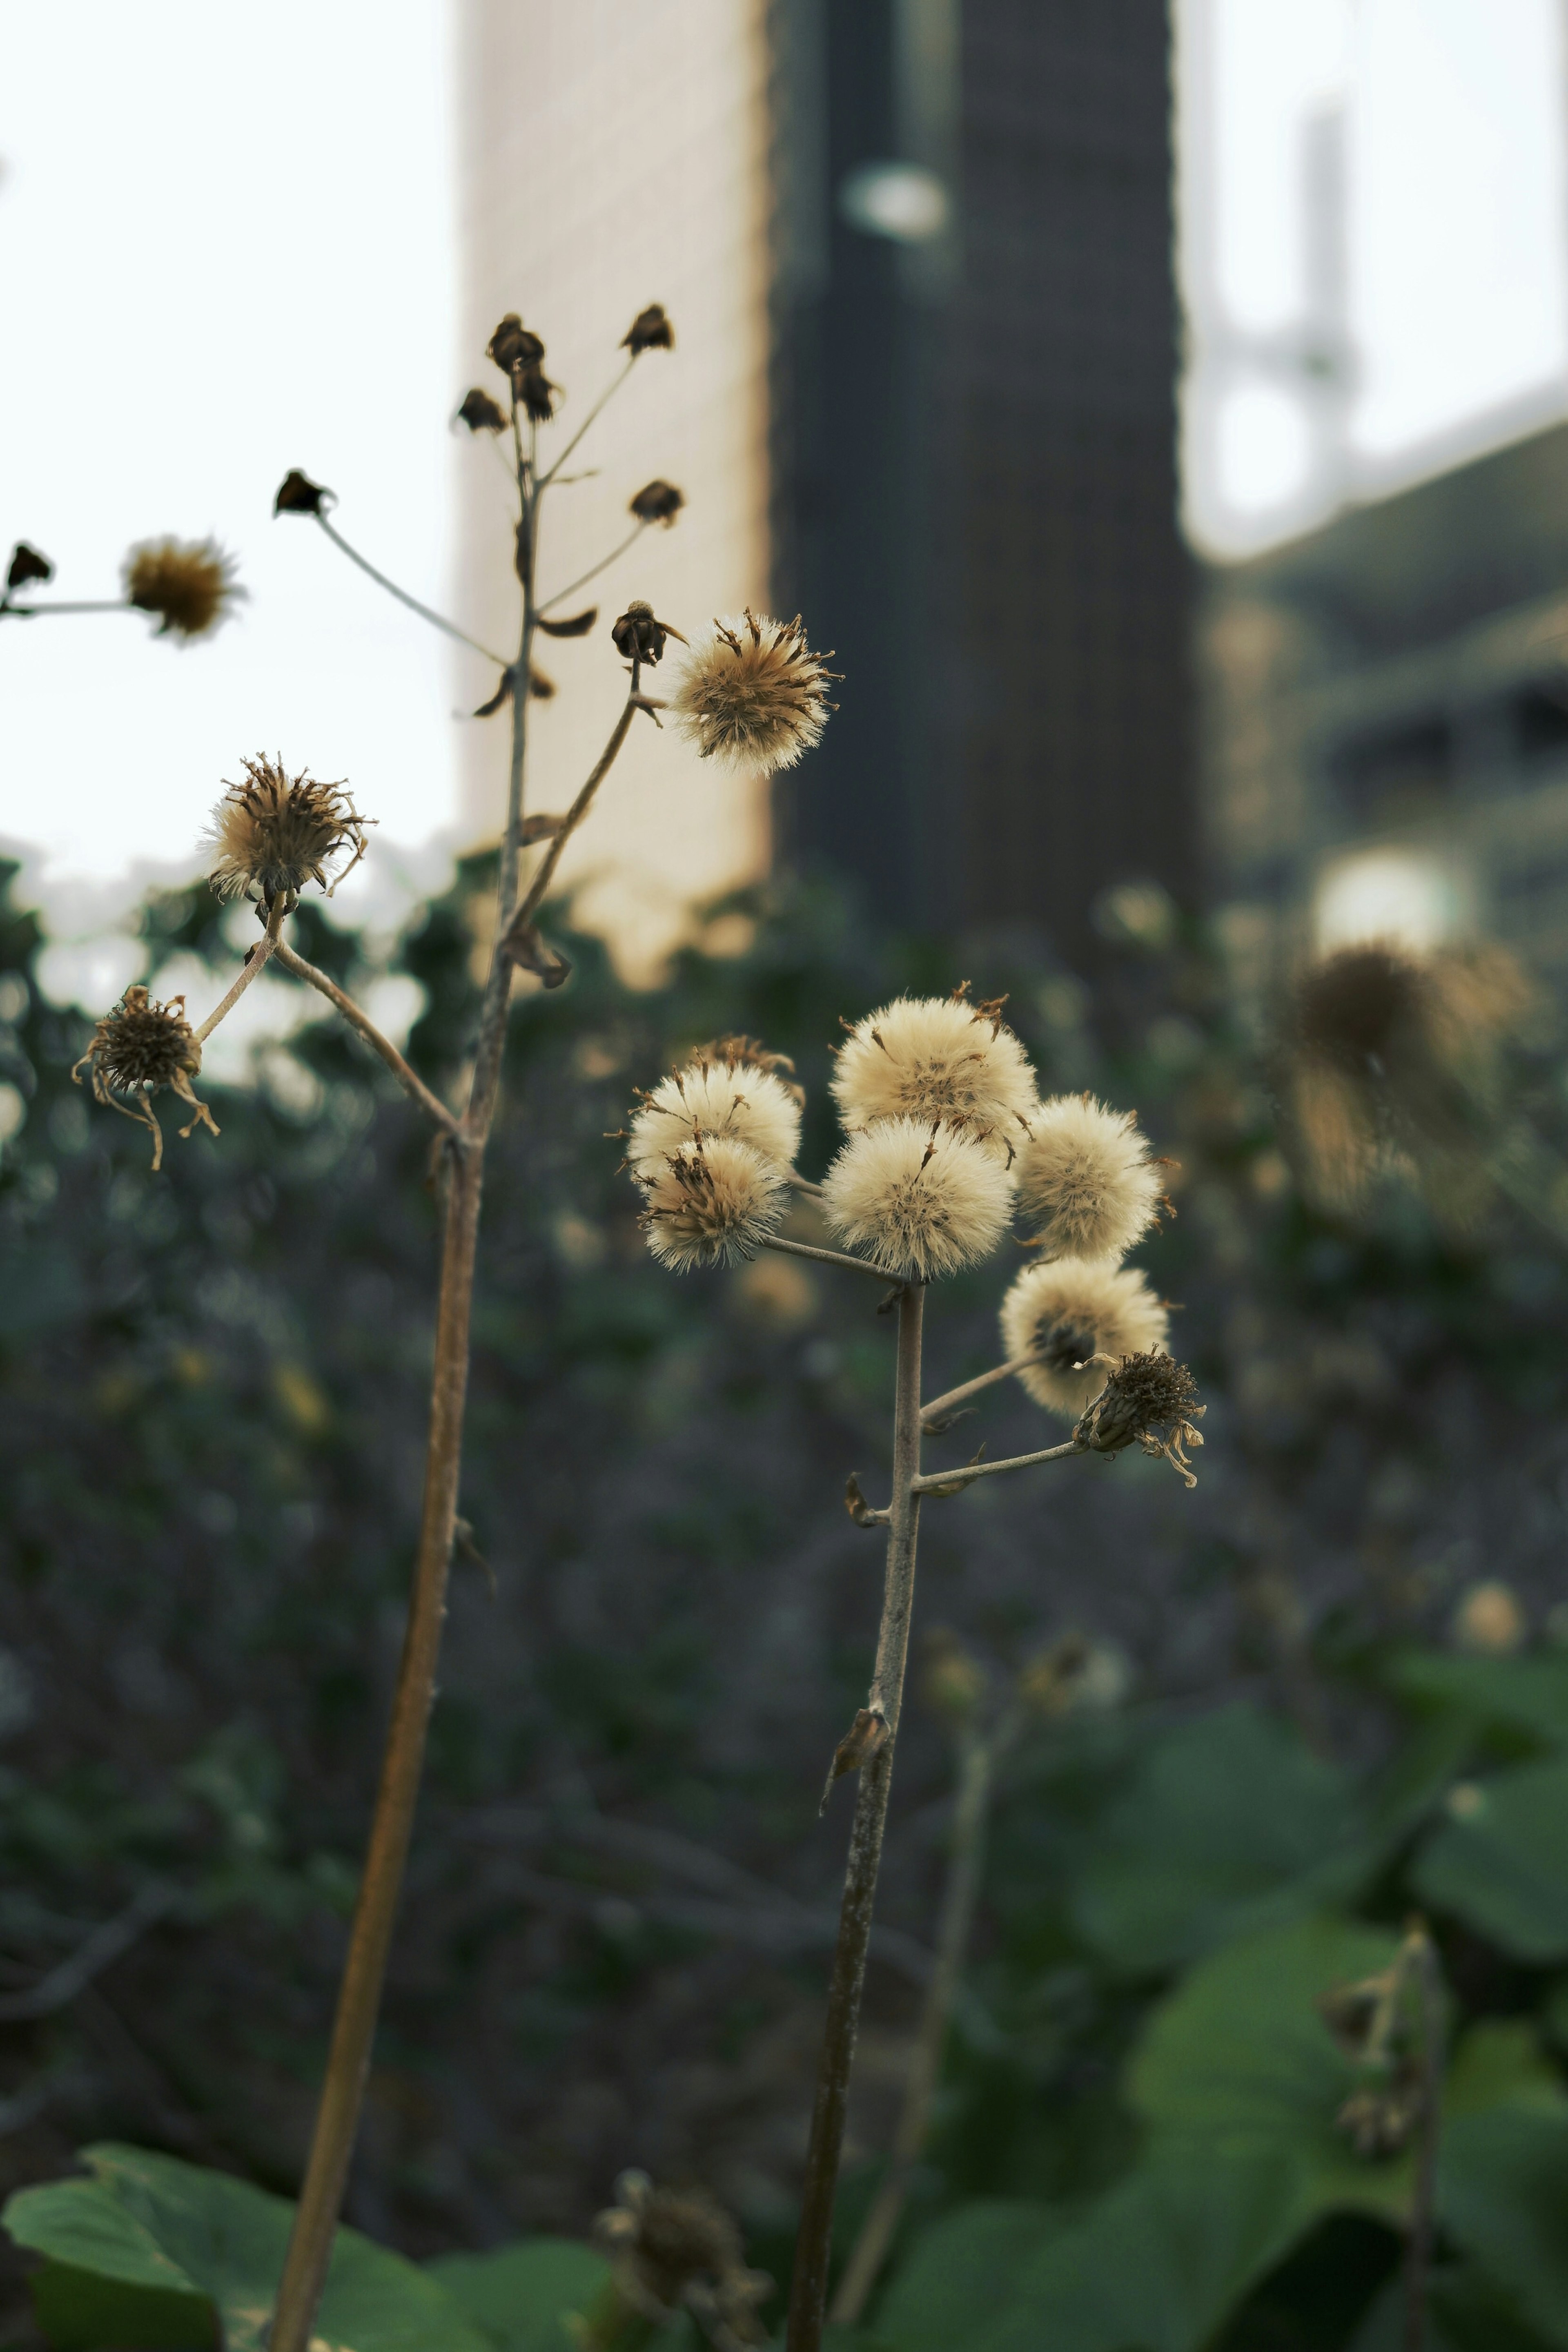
xmin=1016 ymin=1094 xmax=1164 ymax=1259
xmin=670 ymin=611 xmax=836 ymax=775
xmin=1018 ymin=1632 xmax=1131 ymax=1718
xmin=487 ymin=313 xmax=544 ymax=374
xmin=623 ymin=304 xmax=675 ymax=354
xmin=832 ymin=992 xmax=1036 ymax=1158
xmin=612 ymin=599 xmax=685 ymax=666
xmin=627 ymin=1051 xmax=803 ymax=1179
xmin=205 ymin=756 xmax=373 ymax=905
xmin=821 ymin=1118 xmax=1013 ymax=1282
xmin=273 ymin=469 xmax=331 ymax=516
xmin=72 ymin=985 xmax=218 ymax=1172
xmin=1075 ymin=1350 xmax=1205 ymax=1486
xmin=637 ymin=1136 xmax=788 ymax=1271
xmin=516 ymin=365 xmax=559 ymax=423
xmin=1000 ymin=1258 xmax=1169 ymax=1419
xmin=6 ymin=542 xmax=52 ymax=592
xmin=630 ymin=478 xmax=686 ymax=526
xmin=123 ymin=538 xmax=241 ymax=640
xmin=455 ymin=388 xmax=508 ymax=434
xmin=593 ymin=2170 xmax=769 ymax=2348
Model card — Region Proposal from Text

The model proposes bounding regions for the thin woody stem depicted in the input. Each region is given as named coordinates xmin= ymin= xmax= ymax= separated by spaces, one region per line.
xmin=920 ymin=1354 xmax=1035 ymax=1428
xmin=787 ymin=1284 xmax=925 ymax=2352
xmin=1 ymin=600 xmax=137 ymax=617
xmin=537 ymin=519 xmax=648 ymax=614
xmin=272 ymin=940 xmax=458 ymax=1135
xmin=312 ymin=513 xmax=509 ymax=666
xmin=831 ymin=1720 xmax=998 ymax=2325
xmin=537 ymin=355 xmax=636 ymax=486
xmin=760 ymin=1233 xmax=893 ymax=1286
xmin=506 ymin=687 xmax=639 ymax=940
xmin=912 ymin=1439 xmax=1084 ymax=1496
xmin=193 ymin=904 xmax=285 ymax=1043
xmin=1404 ymin=1927 xmax=1445 ymax=2352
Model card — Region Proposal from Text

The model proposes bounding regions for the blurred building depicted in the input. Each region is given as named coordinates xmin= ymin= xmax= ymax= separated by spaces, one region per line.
xmin=1203 ymin=420 xmax=1568 ymax=982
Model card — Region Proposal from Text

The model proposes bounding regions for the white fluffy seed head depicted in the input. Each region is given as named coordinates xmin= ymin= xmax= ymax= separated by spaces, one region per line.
xmin=637 ymin=1136 xmax=788 ymax=1271
xmin=1000 ymin=1257 xmax=1170 ymax=1420
xmin=821 ymin=1118 xmax=1014 ymax=1281
xmin=628 ymin=1057 xmax=802 ymax=1181
xmin=831 ymin=995 xmax=1037 ymax=1158
xmin=1014 ymin=1094 xmax=1163 ymax=1261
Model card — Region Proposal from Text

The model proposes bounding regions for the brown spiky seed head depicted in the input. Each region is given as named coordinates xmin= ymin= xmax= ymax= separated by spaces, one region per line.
xmin=7 ymin=542 xmax=52 ymax=591
xmin=670 ymin=611 xmax=836 ymax=776
xmin=630 ymin=479 xmax=685 ymax=526
xmin=1075 ymin=1350 xmax=1205 ymax=1486
xmin=456 ymin=388 xmax=508 ymax=434
xmin=274 ymin=469 xmax=330 ymax=516
xmin=205 ymin=756 xmax=372 ymax=904
xmin=612 ymin=599 xmax=684 ymax=666
xmin=124 ymin=538 xmax=240 ymax=640
xmin=72 ymin=986 xmax=218 ymax=1171
xmin=487 ymin=314 xmax=544 ymax=374
xmin=623 ymin=303 xmax=675 ymax=353
xmin=637 ymin=1136 xmax=788 ymax=1271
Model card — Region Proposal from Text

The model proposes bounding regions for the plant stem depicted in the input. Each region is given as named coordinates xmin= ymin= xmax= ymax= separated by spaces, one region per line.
xmin=787 ymin=1284 xmax=925 ymax=2352
xmin=1404 ymin=1928 xmax=1444 ymax=2352
xmin=919 ymin=1355 xmax=1034 ymax=1428
xmin=537 ymin=519 xmax=647 ymax=615
xmin=193 ymin=904 xmax=285 ymax=1043
xmin=312 ymin=514 xmax=509 ymax=666
xmin=760 ymin=1233 xmax=895 ymax=1286
xmin=912 ymin=1439 xmax=1083 ymax=1495
xmin=830 ymin=1722 xmax=995 ymax=2325
xmin=1 ymin=600 xmax=136 ymax=617
xmin=272 ymin=940 xmax=458 ymax=1134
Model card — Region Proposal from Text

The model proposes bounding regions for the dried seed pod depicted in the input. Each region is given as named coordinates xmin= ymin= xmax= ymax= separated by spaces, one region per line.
xmin=6 ymin=542 xmax=52 ymax=592
xmin=124 ymin=537 xmax=241 ymax=640
xmin=455 ymin=388 xmax=508 ymax=433
xmin=205 ymin=755 xmax=374 ymax=905
xmin=1074 ymin=1350 xmax=1205 ymax=1486
xmin=273 ymin=470 xmax=330 ymax=516
xmin=516 ymin=365 xmax=559 ymax=423
xmin=622 ymin=303 xmax=675 ymax=353
xmin=486 ymin=313 xmax=544 ymax=374
xmin=72 ymin=986 xmax=218 ymax=1171
xmin=612 ymin=599 xmax=685 ymax=666
xmin=629 ymin=479 xmax=685 ymax=526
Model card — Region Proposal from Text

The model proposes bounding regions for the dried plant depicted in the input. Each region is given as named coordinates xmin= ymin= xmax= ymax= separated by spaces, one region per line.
xmin=624 ymin=998 xmax=1203 ymax=2352
xmin=1 ymin=533 xmax=242 ymax=636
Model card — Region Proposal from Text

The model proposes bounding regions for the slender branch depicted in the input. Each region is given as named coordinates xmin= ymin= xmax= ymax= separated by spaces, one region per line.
xmin=506 ymin=691 xmax=638 ymax=939
xmin=911 ymin=1439 xmax=1085 ymax=1496
xmin=193 ymin=903 xmax=285 ymax=1044
xmin=920 ymin=1355 xmax=1035 ymax=1429
xmin=312 ymin=514 xmax=509 ymax=666
xmin=760 ymin=1233 xmax=897 ymax=1288
xmin=272 ymin=940 xmax=459 ymax=1134
xmin=1 ymin=600 xmax=136 ymax=618
xmin=1404 ymin=1927 xmax=1445 ymax=2352
xmin=788 ymin=1286 xmax=925 ymax=2352
xmin=537 ymin=355 xmax=636 ymax=487
xmin=537 ymin=520 xmax=648 ymax=615
xmin=831 ymin=1725 xmax=996 ymax=2324
xmin=784 ymin=1172 xmax=826 ymax=1199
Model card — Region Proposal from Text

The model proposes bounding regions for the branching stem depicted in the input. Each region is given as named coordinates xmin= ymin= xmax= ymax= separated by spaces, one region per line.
xmin=912 ymin=1439 xmax=1084 ymax=1496
xmin=1404 ymin=1926 xmax=1445 ymax=2352
xmin=537 ymin=519 xmax=648 ymax=615
xmin=537 ymin=355 xmax=636 ymax=487
xmin=760 ymin=1233 xmax=895 ymax=1286
xmin=1 ymin=600 xmax=135 ymax=618
xmin=920 ymin=1354 xmax=1035 ymax=1428
xmin=193 ymin=904 xmax=285 ymax=1044
xmin=312 ymin=513 xmax=508 ymax=667
xmin=272 ymin=941 xmax=459 ymax=1135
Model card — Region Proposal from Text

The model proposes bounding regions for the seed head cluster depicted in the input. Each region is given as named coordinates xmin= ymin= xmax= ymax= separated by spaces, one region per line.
xmin=1015 ymin=1093 xmax=1164 ymax=1258
xmin=822 ymin=1119 xmax=1014 ymax=1281
xmin=833 ymin=991 xmax=1036 ymax=1158
xmin=637 ymin=1137 xmax=789 ymax=1272
xmin=1000 ymin=1258 xmax=1169 ymax=1418
xmin=123 ymin=537 xmax=240 ymax=640
xmin=670 ymin=611 xmax=837 ymax=776
xmin=205 ymin=756 xmax=373 ymax=906
xmin=72 ymin=985 xmax=218 ymax=1172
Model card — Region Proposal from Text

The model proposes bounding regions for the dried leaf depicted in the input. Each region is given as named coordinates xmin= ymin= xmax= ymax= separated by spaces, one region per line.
xmin=819 ymin=1706 xmax=889 ymax=1815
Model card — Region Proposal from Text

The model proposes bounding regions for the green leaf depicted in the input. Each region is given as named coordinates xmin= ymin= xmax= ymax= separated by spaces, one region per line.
xmin=1349 ymin=2264 xmax=1557 ymax=2352
xmin=1384 ymin=1652 xmax=1568 ymax=1757
xmin=1069 ymin=1705 xmax=1372 ymax=1972
xmin=5 ymin=2144 xmax=491 ymax=2352
xmin=28 ymin=2260 xmax=216 ymax=2352
xmin=1439 ymin=2107 xmax=1568 ymax=2349
xmin=427 ymin=2239 xmax=610 ymax=2352
xmin=872 ymin=2201 xmax=1058 ymax=2352
xmin=1410 ymin=1757 xmax=1568 ymax=1961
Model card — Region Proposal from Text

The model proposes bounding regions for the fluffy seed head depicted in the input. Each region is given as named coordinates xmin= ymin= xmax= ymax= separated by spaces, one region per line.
xmin=1015 ymin=1093 xmax=1163 ymax=1258
xmin=670 ymin=611 xmax=836 ymax=775
xmin=637 ymin=1136 xmax=788 ymax=1271
xmin=627 ymin=1049 xmax=803 ymax=1179
xmin=832 ymin=992 xmax=1036 ymax=1157
xmin=71 ymin=986 xmax=217 ymax=1172
xmin=821 ymin=1118 xmax=1013 ymax=1281
xmin=1076 ymin=1350 xmax=1204 ymax=1484
xmin=1000 ymin=1257 xmax=1169 ymax=1418
xmin=124 ymin=537 xmax=241 ymax=640
xmin=205 ymin=756 xmax=373 ymax=905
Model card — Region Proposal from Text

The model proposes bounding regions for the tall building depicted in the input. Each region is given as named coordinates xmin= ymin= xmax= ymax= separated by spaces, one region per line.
xmin=769 ymin=0 xmax=1196 ymax=960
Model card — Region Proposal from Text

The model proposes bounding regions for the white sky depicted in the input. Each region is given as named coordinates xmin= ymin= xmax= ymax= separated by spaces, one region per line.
xmin=0 ymin=0 xmax=457 ymax=956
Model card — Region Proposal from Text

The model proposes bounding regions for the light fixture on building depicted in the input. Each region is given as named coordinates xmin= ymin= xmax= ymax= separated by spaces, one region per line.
xmin=1313 ymin=847 xmax=1472 ymax=953
xmin=838 ymin=161 xmax=950 ymax=244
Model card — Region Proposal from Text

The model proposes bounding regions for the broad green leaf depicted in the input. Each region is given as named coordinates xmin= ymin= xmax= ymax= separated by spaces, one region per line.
xmin=1439 ymin=2108 xmax=1568 ymax=2349
xmin=872 ymin=2200 xmax=1057 ymax=2352
xmin=1349 ymin=2265 xmax=1556 ymax=2352
xmin=6 ymin=2144 xmax=490 ymax=2352
xmin=28 ymin=2259 xmax=216 ymax=2352
xmin=1384 ymin=1652 xmax=1568 ymax=1757
xmin=1444 ymin=2019 xmax=1568 ymax=2120
xmin=1069 ymin=1705 xmax=1372 ymax=1972
xmin=428 ymin=2238 xmax=610 ymax=2352
xmin=1410 ymin=1757 xmax=1568 ymax=1961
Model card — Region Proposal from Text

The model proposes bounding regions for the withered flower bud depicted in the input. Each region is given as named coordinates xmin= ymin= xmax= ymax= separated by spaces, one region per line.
xmin=516 ymin=365 xmax=559 ymax=423
xmin=273 ymin=470 xmax=330 ymax=517
xmin=124 ymin=538 xmax=241 ymax=641
xmin=612 ymin=598 xmax=686 ymax=667
xmin=6 ymin=542 xmax=53 ymax=592
xmin=205 ymin=755 xmax=374 ymax=906
xmin=455 ymin=388 xmax=508 ymax=434
xmin=487 ymin=313 xmax=545 ymax=375
xmin=72 ymin=986 xmax=218 ymax=1172
xmin=623 ymin=304 xmax=675 ymax=354
xmin=1074 ymin=1351 xmax=1205 ymax=1487
xmin=630 ymin=479 xmax=685 ymax=527
xmin=593 ymin=2171 xmax=770 ymax=2346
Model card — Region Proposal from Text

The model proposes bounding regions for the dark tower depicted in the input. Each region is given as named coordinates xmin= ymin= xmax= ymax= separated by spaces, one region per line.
xmin=769 ymin=0 xmax=1195 ymax=964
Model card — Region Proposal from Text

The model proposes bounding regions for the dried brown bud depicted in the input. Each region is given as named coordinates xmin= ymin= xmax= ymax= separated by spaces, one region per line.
xmin=124 ymin=539 xmax=241 ymax=641
xmin=487 ymin=313 xmax=545 ymax=375
xmin=6 ymin=542 xmax=52 ymax=592
xmin=536 ymin=606 xmax=598 ymax=638
xmin=517 ymin=366 xmax=559 ymax=423
xmin=72 ymin=986 xmax=218 ymax=1172
xmin=1074 ymin=1351 xmax=1205 ymax=1487
xmin=455 ymin=388 xmax=508 ymax=434
xmin=630 ymin=479 xmax=685 ymax=526
xmin=622 ymin=303 xmax=674 ymax=354
xmin=612 ymin=598 xmax=686 ymax=667
xmin=205 ymin=755 xmax=373 ymax=907
xmin=273 ymin=470 xmax=330 ymax=517
xmin=593 ymin=2171 xmax=770 ymax=2345
xmin=820 ymin=1705 xmax=889 ymax=1812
